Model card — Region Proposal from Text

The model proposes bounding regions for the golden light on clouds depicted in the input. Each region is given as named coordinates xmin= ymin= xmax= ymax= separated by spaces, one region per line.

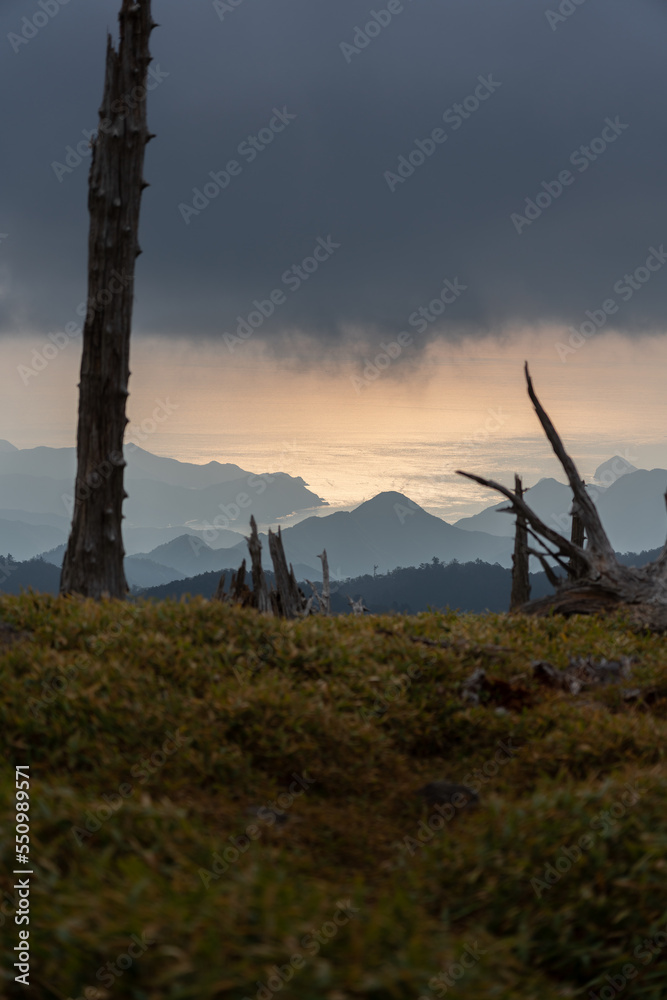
xmin=2 ymin=325 xmax=666 ymax=519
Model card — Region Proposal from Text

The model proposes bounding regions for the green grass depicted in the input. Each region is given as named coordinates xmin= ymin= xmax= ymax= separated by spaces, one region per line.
xmin=2 ymin=592 xmax=667 ymax=999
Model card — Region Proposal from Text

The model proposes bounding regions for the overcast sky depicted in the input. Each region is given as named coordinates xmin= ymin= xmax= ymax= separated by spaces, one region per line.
xmin=2 ymin=0 xmax=667 ymax=353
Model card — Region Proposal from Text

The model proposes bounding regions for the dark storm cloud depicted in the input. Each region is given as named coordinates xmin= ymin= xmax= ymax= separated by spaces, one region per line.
xmin=1 ymin=0 xmax=666 ymax=350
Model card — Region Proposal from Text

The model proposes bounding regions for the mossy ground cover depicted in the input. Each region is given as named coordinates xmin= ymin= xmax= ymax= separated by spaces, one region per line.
xmin=1 ymin=592 xmax=667 ymax=999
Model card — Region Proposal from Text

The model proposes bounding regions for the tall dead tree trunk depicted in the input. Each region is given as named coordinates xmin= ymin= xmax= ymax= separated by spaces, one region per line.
xmin=60 ymin=0 xmax=156 ymax=599
xmin=458 ymin=363 xmax=667 ymax=632
xmin=510 ymin=474 xmax=530 ymax=610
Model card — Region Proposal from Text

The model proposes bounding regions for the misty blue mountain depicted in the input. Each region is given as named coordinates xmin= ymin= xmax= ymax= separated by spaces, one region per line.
xmin=2 ymin=444 xmax=667 ymax=594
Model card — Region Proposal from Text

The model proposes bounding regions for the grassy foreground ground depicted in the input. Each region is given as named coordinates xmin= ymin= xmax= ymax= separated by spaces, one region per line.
xmin=1 ymin=593 xmax=667 ymax=999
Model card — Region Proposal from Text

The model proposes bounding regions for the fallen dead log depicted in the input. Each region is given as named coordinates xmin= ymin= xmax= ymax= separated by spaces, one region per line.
xmin=532 ymin=656 xmax=634 ymax=695
xmin=457 ymin=363 xmax=667 ymax=632
xmin=459 ymin=666 xmax=534 ymax=710
xmin=375 ymin=627 xmax=512 ymax=659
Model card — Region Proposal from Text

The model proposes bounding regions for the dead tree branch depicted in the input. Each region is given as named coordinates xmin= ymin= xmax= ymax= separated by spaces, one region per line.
xmin=458 ymin=364 xmax=667 ymax=630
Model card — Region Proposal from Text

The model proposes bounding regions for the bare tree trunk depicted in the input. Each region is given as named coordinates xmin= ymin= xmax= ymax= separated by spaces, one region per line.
xmin=567 ymin=489 xmax=586 ymax=581
xmin=457 ymin=363 xmax=667 ymax=631
xmin=60 ymin=0 xmax=155 ymax=599
xmin=510 ymin=474 xmax=530 ymax=610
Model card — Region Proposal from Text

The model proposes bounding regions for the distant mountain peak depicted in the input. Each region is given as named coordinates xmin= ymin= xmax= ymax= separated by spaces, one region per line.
xmin=146 ymin=533 xmax=215 ymax=557
xmin=594 ymin=456 xmax=637 ymax=486
xmin=354 ymin=491 xmax=424 ymax=511
xmin=0 ymin=440 xmax=18 ymax=452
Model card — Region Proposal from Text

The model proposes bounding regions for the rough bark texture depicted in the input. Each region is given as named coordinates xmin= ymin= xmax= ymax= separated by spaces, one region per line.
xmin=247 ymin=516 xmax=272 ymax=613
xmin=214 ymin=521 xmax=314 ymax=618
xmin=60 ymin=0 xmax=155 ymax=599
xmin=458 ymin=363 xmax=667 ymax=632
xmin=568 ymin=496 xmax=586 ymax=581
xmin=268 ymin=528 xmax=307 ymax=618
xmin=306 ymin=551 xmax=331 ymax=614
xmin=318 ymin=550 xmax=331 ymax=614
xmin=347 ymin=595 xmax=370 ymax=615
xmin=213 ymin=561 xmax=253 ymax=606
xmin=510 ymin=474 xmax=530 ymax=611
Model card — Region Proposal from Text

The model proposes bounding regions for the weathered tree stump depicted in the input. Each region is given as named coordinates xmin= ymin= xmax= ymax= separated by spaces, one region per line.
xmin=306 ymin=551 xmax=331 ymax=615
xmin=268 ymin=527 xmax=308 ymax=618
xmin=458 ymin=363 xmax=667 ymax=632
xmin=214 ymin=517 xmax=316 ymax=619
xmin=247 ymin=518 xmax=272 ymax=613
xmin=347 ymin=595 xmax=370 ymax=615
